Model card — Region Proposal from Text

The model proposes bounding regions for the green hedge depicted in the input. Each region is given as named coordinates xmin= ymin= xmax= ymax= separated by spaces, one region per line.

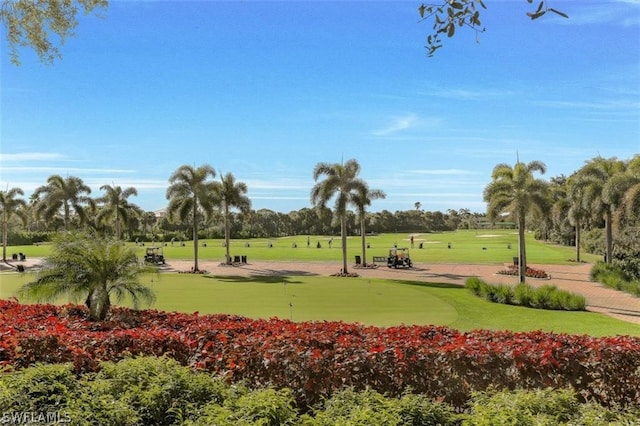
xmin=1 ymin=357 xmax=637 ymax=426
xmin=590 ymin=261 xmax=640 ymax=297
xmin=465 ymin=278 xmax=586 ymax=311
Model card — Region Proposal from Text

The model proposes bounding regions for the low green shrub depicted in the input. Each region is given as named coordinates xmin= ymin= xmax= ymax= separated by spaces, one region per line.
xmin=494 ymin=284 xmax=515 ymax=305
xmin=514 ymin=282 xmax=535 ymax=306
xmin=193 ymin=388 xmax=299 ymax=426
xmin=91 ymin=356 xmax=230 ymax=425
xmin=0 ymin=363 xmax=79 ymax=413
xmin=2 ymin=359 xmax=639 ymax=425
xmin=532 ymin=285 xmax=562 ymax=310
xmin=465 ymin=277 xmax=484 ymax=296
xmin=463 ymin=387 xmax=639 ymax=426
xmin=590 ymin=261 xmax=640 ymax=296
xmin=308 ymin=387 xmax=457 ymax=426
xmin=466 ymin=279 xmax=585 ymax=311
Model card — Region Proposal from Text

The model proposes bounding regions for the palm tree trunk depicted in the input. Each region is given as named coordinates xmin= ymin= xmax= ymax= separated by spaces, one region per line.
xmin=518 ymin=216 xmax=526 ymax=283
xmin=225 ymin=205 xmax=232 ymax=265
xmin=575 ymin=220 xmax=581 ymax=263
xmin=605 ymin=210 xmax=613 ymax=264
xmin=64 ymin=202 xmax=70 ymax=230
xmin=2 ymin=214 xmax=7 ymax=262
xmin=87 ymin=286 xmax=111 ymax=321
xmin=193 ymin=204 xmax=199 ymax=272
xmin=341 ymin=216 xmax=348 ymax=274
xmin=115 ymin=209 xmax=121 ymax=240
xmin=360 ymin=218 xmax=367 ymax=266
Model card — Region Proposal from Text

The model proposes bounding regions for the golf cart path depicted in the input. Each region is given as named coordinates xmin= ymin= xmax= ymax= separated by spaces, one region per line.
xmin=5 ymin=258 xmax=640 ymax=325
xmin=164 ymin=259 xmax=640 ymax=326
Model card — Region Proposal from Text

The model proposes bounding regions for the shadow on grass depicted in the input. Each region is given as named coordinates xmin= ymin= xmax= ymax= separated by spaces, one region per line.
xmin=204 ymin=275 xmax=305 ymax=285
xmin=389 ymin=279 xmax=463 ymax=290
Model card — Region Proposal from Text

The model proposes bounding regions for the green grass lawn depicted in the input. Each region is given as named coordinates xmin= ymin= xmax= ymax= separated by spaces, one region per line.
xmin=6 ymin=230 xmax=601 ymax=265
xmin=2 ymin=272 xmax=638 ymax=337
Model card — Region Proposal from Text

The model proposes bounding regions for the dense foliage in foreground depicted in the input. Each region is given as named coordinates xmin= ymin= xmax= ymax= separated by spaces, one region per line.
xmin=1 ymin=300 xmax=639 ymax=411
xmin=2 ymin=357 xmax=638 ymax=426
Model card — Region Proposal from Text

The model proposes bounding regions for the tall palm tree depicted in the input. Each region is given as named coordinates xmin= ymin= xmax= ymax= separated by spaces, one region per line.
xmin=95 ymin=184 xmax=140 ymax=240
xmin=617 ymin=155 xmax=640 ymax=228
xmin=0 ymin=187 xmax=28 ymax=262
xmin=352 ymin=185 xmax=386 ymax=267
xmin=311 ymin=159 xmax=367 ymax=274
xmin=166 ymin=164 xmax=217 ymax=272
xmin=483 ymin=160 xmax=548 ymax=283
xmin=566 ymin=176 xmax=591 ymax=263
xmin=574 ymin=157 xmax=627 ymax=264
xmin=18 ymin=232 xmax=156 ymax=321
xmin=33 ymin=175 xmax=92 ymax=230
xmin=216 ymin=172 xmax=251 ymax=264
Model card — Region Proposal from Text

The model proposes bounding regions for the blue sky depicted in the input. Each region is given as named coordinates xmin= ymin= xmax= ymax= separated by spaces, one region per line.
xmin=1 ymin=1 xmax=639 ymax=214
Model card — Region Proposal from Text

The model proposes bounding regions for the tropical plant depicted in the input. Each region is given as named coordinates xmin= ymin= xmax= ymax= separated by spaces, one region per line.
xmin=166 ymin=164 xmax=218 ymax=272
xmin=0 ymin=187 xmax=28 ymax=261
xmin=33 ymin=174 xmax=92 ymax=230
xmin=18 ymin=232 xmax=155 ymax=321
xmin=483 ymin=160 xmax=548 ymax=283
xmin=352 ymin=185 xmax=386 ymax=267
xmin=573 ymin=157 xmax=627 ymax=264
xmin=618 ymin=155 xmax=640 ymax=228
xmin=311 ymin=159 xmax=367 ymax=274
xmin=95 ymin=184 xmax=141 ymax=240
xmin=216 ymin=172 xmax=251 ymax=264
xmin=566 ymin=176 xmax=591 ymax=262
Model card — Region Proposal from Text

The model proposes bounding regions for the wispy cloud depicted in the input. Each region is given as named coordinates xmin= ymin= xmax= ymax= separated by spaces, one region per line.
xmin=84 ymin=178 xmax=167 ymax=190
xmin=0 ymin=152 xmax=66 ymax=162
xmin=371 ymin=113 xmax=443 ymax=137
xmin=244 ymin=178 xmax=310 ymax=190
xmin=561 ymin=2 xmax=640 ymax=26
xmin=371 ymin=114 xmax=419 ymax=136
xmin=1 ymin=166 xmax=135 ymax=174
xmin=407 ymin=169 xmax=478 ymax=176
xmin=428 ymin=87 xmax=516 ymax=100
xmin=534 ymin=99 xmax=640 ymax=111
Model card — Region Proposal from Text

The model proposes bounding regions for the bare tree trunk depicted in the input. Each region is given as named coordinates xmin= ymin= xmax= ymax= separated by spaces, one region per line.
xmin=341 ymin=216 xmax=348 ymax=274
xmin=575 ymin=220 xmax=581 ymax=263
xmin=2 ymin=212 xmax=7 ymax=262
xmin=193 ymin=202 xmax=199 ymax=272
xmin=518 ymin=217 xmax=526 ymax=283
xmin=360 ymin=219 xmax=367 ymax=266
xmin=87 ymin=286 xmax=110 ymax=321
xmin=605 ymin=210 xmax=613 ymax=264
xmin=225 ymin=205 xmax=232 ymax=265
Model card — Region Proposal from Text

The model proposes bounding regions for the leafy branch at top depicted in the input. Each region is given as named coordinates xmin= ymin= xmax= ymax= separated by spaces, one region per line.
xmin=418 ymin=0 xmax=569 ymax=57
xmin=0 ymin=0 xmax=107 ymax=66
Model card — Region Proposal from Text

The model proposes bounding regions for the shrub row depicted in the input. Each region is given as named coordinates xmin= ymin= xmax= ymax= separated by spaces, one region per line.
xmin=590 ymin=261 xmax=640 ymax=297
xmin=0 ymin=300 xmax=638 ymax=410
xmin=465 ymin=277 xmax=587 ymax=311
xmin=1 ymin=357 xmax=637 ymax=426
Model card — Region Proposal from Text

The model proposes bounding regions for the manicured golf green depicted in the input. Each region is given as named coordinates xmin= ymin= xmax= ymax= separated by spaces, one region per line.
xmin=2 ymin=272 xmax=639 ymax=336
xmin=6 ymin=230 xmax=601 ymax=265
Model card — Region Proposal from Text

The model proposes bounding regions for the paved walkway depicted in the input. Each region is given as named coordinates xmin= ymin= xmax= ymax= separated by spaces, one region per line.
xmin=4 ymin=258 xmax=640 ymax=325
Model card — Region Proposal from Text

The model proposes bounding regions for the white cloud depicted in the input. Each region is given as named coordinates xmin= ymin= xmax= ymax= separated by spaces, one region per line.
xmin=429 ymin=88 xmax=516 ymax=100
xmin=1 ymin=166 xmax=135 ymax=174
xmin=561 ymin=2 xmax=640 ymax=26
xmin=407 ymin=169 xmax=478 ymax=176
xmin=0 ymin=152 xmax=66 ymax=162
xmin=371 ymin=113 xmax=419 ymax=136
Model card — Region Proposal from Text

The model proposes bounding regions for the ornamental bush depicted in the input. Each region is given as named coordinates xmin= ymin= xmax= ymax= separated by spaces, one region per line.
xmin=467 ymin=279 xmax=585 ymax=311
xmin=0 ymin=300 xmax=638 ymax=410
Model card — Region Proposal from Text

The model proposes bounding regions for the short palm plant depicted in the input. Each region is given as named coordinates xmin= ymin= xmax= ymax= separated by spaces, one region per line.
xmin=18 ymin=232 xmax=156 ymax=321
